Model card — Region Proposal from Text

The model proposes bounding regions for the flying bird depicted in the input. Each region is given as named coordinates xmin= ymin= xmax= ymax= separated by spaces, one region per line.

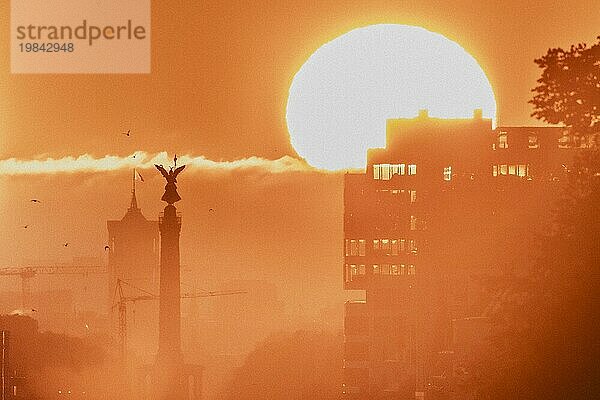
xmin=121 ymin=129 xmax=131 ymax=137
xmin=208 ymin=208 xmax=215 ymax=212
xmin=22 ymin=225 xmax=29 ymax=229
xmin=63 ymin=242 xmax=69 ymax=247
xmin=104 ymin=245 xmax=110 ymax=251
xmin=30 ymin=199 xmax=41 ymax=203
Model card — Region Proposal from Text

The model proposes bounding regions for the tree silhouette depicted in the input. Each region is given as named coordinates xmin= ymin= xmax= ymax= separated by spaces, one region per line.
xmin=476 ymin=148 xmax=600 ymax=400
xmin=530 ymin=36 xmax=599 ymax=138
xmin=219 ymin=330 xmax=343 ymax=400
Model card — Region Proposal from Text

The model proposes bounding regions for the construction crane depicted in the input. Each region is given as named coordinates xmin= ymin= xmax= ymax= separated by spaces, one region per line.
xmin=0 ymin=265 xmax=106 ymax=309
xmin=112 ymin=279 xmax=245 ymax=362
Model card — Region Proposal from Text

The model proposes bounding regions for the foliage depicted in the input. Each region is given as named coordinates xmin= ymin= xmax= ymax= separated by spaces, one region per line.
xmin=219 ymin=330 xmax=343 ymax=400
xmin=476 ymin=148 xmax=600 ymax=399
xmin=530 ymin=36 xmax=600 ymax=136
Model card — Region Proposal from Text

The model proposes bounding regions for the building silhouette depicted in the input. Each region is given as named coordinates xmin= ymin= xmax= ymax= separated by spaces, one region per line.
xmin=342 ymin=110 xmax=579 ymax=399
xmin=107 ymin=175 xmax=159 ymax=361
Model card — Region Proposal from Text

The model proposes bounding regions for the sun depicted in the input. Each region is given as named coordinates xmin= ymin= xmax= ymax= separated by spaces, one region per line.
xmin=286 ymin=24 xmax=497 ymax=170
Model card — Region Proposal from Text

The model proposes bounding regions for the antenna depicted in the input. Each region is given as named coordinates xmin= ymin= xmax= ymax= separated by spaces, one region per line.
xmin=132 ymin=168 xmax=136 ymax=196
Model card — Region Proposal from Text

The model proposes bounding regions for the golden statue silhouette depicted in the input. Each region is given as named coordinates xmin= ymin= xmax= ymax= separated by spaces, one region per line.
xmin=155 ymin=164 xmax=185 ymax=204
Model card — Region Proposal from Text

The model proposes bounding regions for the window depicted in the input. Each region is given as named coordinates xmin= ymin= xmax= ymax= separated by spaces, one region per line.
xmin=408 ymin=264 xmax=416 ymax=275
xmin=346 ymin=264 xmax=367 ymax=282
xmin=381 ymin=239 xmax=390 ymax=253
xmin=351 ymin=240 xmax=359 ymax=256
xmin=381 ymin=264 xmax=390 ymax=275
xmin=493 ymin=164 xmax=529 ymax=177
xmin=346 ymin=239 xmax=366 ymax=256
xmin=409 ymin=190 xmax=417 ymax=203
xmin=498 ymin=131 xmax=508 ymax=148
xmin=391 ymin=239 xmax=398 ymax=255
xmin=373 ymin=264 xmax=380 ymax=274
xmin=528 ymin=134 xmax=539 ymax=149
xmin=443 ymin=166 xmax=452 ymax=181
xmin=410 ymin=215 xmax=418 ymax=230
xmin=408 ymin=164 xmax=417 ymax=175
xmin=381 ymin=164 xmax=390 ymax=180
xmin=400 ymin=264 xmax=406 ymax=275
xmin=391 ymin=264 xmax=399 ymax=275
xmin=373 ymin=239 xmax=379 ymax=250
xmin=373 ymin=164 xmax=406 ymax=180
xmin=409 ymin=239 xmax=417 ymax=254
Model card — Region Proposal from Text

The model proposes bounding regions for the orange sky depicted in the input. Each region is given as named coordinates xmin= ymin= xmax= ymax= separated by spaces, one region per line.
xmin=0 ymin=0 xmax=598 ymax=160
xmin=0 ymin=1 xmax=598 ymax=319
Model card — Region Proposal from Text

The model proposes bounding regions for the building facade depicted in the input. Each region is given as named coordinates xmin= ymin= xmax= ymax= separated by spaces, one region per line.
xmin=342 ymin=110 xmax=578 ymax=399
xmin=107 ymin=179 xmax=160 ymax=362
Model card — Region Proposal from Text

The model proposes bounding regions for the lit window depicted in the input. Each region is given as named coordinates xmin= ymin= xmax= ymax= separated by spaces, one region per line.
xmin=517 ymin=164 xmax=528 ymax=177
xmin=443 ymin=166 xmax=452 ymax=181
xmin=373 ymin=165 xmax=380 ymax=180
xmin=381 ymin=239 xmax=390 ymax=252
xmin=350 ymin=240 xmax=359 ymax=256
xmin=399 ymin=239 xmax=405 ymax=252
xmin=358 ymin=265 xmax=366 ymax=275
xmin=358 ymin=239 xmax=366 ymax=256
xmin=410 ymin=190 xmax=417 ymax=203
xmin=391 ymin=264 xmax=399 ymax=275
xmin=345 ymin=239 xmax=350 ymax=256
xmin=373 ymin=264 xmax=380 ymax=274
xmin=408 ymin=164 xmax=417 ymax=175
xmin=391 ymin=240 xmax=398 ymax=255
xmin=500 ymin=164 xmax=508 ymax=175
xmin=408 ymin=265 xmax=416 ymax=275
xmin=528 ymin=134 xmax=539 ymax=149
xmin=373 ymin=239 xmax=380 ymax=250
xmin=493 ymin=165 xmax=498 ymax=176
xmin=508 ymin=165 xmax=516 ymax=175
xmin=381 ymin=164 xmax=391 ymax=180
xmin=499 ymin=132 xmax=508 ymax=148
xmin=409 ymin=239 xmax=417 ymax=254
xmin=381 ymin=264 xmax=390 ymax=275
xmin=373 ymin=164 xmax=406 ymax=180
xmin=345 ymin=264 xmax=354 ymax=282
xmin=400 ymin=264 xmax=406 ymax=275
xmin=410 ymin=216 xmax=418 ymax=231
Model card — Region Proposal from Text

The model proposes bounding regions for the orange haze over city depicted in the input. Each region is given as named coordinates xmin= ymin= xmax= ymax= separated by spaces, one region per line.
xmin=0 ymin=1 xmax=598 ymax=399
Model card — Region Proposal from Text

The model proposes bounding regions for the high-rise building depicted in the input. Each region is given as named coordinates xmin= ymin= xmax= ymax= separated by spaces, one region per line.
xmin=342 ymin=110 xmax=578 ymax=399
xmin=107 ymin=174 xmax=159 ymax=361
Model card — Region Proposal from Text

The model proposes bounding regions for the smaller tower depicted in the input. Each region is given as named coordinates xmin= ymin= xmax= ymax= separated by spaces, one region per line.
xmin=107 ymin=170 xmax=159 ymax=361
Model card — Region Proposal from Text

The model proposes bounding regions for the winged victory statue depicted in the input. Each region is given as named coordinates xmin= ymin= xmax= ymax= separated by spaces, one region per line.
xmin=155 ymin=163 xmax=186 ymax=204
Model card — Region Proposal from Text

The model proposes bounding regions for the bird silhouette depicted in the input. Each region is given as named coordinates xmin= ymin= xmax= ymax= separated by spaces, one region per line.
xmin=30 ymin=199 xmax=41 ymax=203
xmin=104 ymin=245 xmax=110 ymax=251
xmin=22 ymin=225 xmax=29 ymax=229
xmin=63 ymin=242 xmax=69 ymax=247
xmin=209 ymin=208 xmax=215 ymax=212
xmin=121 ymin=129 xmax=131 ymax=137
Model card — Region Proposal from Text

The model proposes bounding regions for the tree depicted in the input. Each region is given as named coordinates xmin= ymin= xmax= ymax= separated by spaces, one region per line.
xmin=475 ymin=147 xmax=600 ymax=400
xmin=218 ymin=330 xmax=343 ymax=400
xmin=473 ymin=39 xmax=600 ymax=398
xmin=530 ymin=36 xmax=600 ymax=138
